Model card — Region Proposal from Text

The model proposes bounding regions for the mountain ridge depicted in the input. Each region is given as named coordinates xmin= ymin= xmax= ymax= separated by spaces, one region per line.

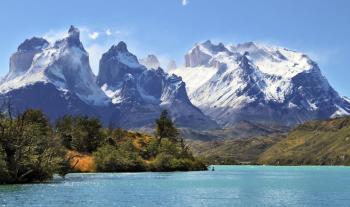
xmin=172 ymin=40 xmax=350 ymax=127
xmin=0 ymin=27 xmax=349 ymax=131
xmin=0 ymin=26 xmax=217 ymax=130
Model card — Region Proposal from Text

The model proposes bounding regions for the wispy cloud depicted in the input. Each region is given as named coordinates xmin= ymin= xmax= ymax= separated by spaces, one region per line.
xmin=182 ymin=0 xmax=189 ymax=6
xmin=43 ymin=29 xmax=68 ymax=43
xmin=88 ymin=32 xmax=99 ymax=40
xmin=105 ymin=29 xmax=112 ymax=36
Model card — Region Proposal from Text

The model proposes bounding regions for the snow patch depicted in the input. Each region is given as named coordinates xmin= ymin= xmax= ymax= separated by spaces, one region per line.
xmin=170 ymin=66 xmax=218 ymax=94
xmin=331 ymin=105 xmax=350 ymax=118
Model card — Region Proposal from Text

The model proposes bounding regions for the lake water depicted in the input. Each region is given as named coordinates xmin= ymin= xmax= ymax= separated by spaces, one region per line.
xmin=1 ymin=166 xmax=350 ymax=207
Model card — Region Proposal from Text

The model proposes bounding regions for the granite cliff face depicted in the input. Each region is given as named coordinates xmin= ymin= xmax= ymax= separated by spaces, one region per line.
xmin=3 ymin=37 xmax=49 ymax=83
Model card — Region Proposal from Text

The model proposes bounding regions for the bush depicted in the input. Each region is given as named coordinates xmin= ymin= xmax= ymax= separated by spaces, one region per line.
xmin=94 ymin=142 xmax=145 ymax=172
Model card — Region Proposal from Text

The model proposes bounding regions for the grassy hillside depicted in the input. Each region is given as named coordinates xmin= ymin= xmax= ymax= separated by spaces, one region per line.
xmin=258 ymin=116 xmax=350 ymax=165
xmin=188 ymin=136 xmax=283 ymax=164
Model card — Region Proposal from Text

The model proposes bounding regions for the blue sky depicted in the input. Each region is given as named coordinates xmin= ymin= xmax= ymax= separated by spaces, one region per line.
xmin=0 ymin=0 xmax=349 ymax=96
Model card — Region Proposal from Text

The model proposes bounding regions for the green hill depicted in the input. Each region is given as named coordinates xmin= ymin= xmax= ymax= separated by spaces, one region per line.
xmin=188 ymin=136 xmax=283 ymax=164
xmin=258 ymin=116 xmax=350 ymax=165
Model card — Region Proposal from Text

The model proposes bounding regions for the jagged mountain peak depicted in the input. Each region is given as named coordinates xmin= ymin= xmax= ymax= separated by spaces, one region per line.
xmin=185 ymin=40 xmax=232 ymax=67
xmin=111 ymin=41 xmax=128 ymax=53
xmin=54 ymin=25 xmax=84 ymax=50
xmin=68 ymin=25 xmax=80 ymax=36
xmin=105 ymin=41 xmax=142 ymax=68
xmin=194 ymin=40 xmax=229 ymax=54
xmin=97 ymin=42 xmax=145 ymax=88
xmin=139 ymin=54 xmax=160 ymax=69
xmin=17 ymin=37 xmax=49 ymax=52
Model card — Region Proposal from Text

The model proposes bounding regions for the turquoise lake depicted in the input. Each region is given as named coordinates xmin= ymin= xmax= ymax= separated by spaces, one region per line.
xmin=1 ymin=166 xmax=350 ymax=207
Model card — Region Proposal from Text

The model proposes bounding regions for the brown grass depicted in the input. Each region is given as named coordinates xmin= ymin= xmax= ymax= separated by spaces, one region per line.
xmin=68 ymin=151 xmax=96 ymax=172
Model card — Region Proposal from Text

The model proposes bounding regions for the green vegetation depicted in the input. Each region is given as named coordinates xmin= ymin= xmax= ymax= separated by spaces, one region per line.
xmin=258 ymin=117 xmax=350 ymax=165
xmin=3 ymin=104 xmax=349 ymax=184
xmin=56 ymin=116 xmax=104 ymax=153
xmin=189 ymin=116 xmax=350 ymax=166
xmin=0 ymin=108 xmax=206 ymax=184
xmin=92 ymin=110 xmax=206 ymax=172
xmin=188 ymin=136 xmax=282 ymax=165
xmin=0 ymin=109 xmax=66 ymax=184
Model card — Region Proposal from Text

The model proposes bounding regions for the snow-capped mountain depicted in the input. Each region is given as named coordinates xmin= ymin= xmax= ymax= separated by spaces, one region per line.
xmin=172 ymin=40 xmax=350 ymax=127
xmin=1 ymin=26 xmax=349 ymax=130
xmin=97 ymin=42 xmax=218 ymax=129
xmin=139 ymin=54 xmax=160 ymax=69
xmin=0 ymin=26 xmax=108 ymax=106
xmin=0 ymin=26 xmax=110 ymax=121
xmin=0 ymin=26 xmax=217 ymax=130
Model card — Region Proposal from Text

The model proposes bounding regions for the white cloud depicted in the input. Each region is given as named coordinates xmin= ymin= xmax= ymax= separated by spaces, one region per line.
xmin=182 ymin=0 xmax=189 ymax=6
xmin=88 ymin=32 xmax=99 ymax=40
xmin=43 ymin=29 xmax=68 ymax=43
xmin=105 ymin=29 xmax=112 ymax=36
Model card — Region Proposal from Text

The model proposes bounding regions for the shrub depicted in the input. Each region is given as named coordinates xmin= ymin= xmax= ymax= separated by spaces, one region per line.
xmin=94 ymin=143 xmax=145 ymax=172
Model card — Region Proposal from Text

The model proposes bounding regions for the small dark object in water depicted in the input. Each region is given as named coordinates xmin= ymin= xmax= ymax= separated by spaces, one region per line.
xmin=212 ymin=166 xmax=215 ymax=171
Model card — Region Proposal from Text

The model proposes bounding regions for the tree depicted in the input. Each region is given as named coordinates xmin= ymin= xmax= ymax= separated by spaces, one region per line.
xmin=93 ymin=140 xmax=145 ymax=172
xmin=155 ymin=110 xmax=178 ymax=141
xmin=55 ymin=116 xmax=74 ymax=149
xmin=0 ymin=109 xmax=66 ymax=183
xmin=0 ymin=146 xmax=9 ymax=183
xmin=56 ymin=116 xmax=105 ymax=153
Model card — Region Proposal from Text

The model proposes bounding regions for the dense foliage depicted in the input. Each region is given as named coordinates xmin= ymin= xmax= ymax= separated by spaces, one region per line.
xmin=92 ymin=110 xmax=206 ymax=172
xmin=0 ymin=109 xmax=66 ymax=184
xmin=56 ymin=116 xmax=104 ymax=153
xmin=0 ymin=108 xmax=207 ymax=184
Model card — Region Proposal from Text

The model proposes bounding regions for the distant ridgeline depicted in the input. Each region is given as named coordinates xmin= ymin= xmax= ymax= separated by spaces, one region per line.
xmin=189 ymin=116 xmax=350 ymax=166
xmin=0 ymin=109 xmax=206 ymax=184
